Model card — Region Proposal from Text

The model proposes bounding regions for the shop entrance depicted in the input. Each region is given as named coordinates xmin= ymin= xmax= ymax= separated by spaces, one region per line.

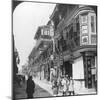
xmin=63 ymin=61 xmax=72 ymax=77
xmin=83 ymin=55 xmax=97 ymax=89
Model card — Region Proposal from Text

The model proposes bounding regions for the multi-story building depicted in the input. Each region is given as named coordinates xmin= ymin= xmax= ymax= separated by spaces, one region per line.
xmin=13 ymin=35 xmax=20 ymax=79
xmin=29 ymin=25 xmax=54 ymax=81
xmin=50 ymin=4 xmax=97 ymax=94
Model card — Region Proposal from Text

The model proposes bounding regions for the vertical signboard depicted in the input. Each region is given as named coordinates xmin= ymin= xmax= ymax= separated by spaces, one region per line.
xmin=80 ymin=13 xmax=89 ymax=45
xmin=87 ymin=57 xmax=92 ymax=88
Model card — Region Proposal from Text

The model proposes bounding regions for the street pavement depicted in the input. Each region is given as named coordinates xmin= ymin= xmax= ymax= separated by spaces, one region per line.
xmin=33 ymin=78 xmax=64 ymax=96
xmin=33 ymin=78 xmax=54 ymax=96
xmin=14 ymin=81 xmax=52 ymax=99
xmin=14 ymin=78 xmax=96 ymax=100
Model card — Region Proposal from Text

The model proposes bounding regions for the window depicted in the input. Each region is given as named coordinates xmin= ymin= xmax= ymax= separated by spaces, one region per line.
xmin=73 ymin=19 xmax=77 ymax=32
xmin=91 ymin=34 xmax=96 ymax=44
xmin=47 ymin=30 xmax=50 ymax=35
xmin=81 ymin=35 xmax=88 ymax=44
xmin=91 ymin=57 xmax=95 ymax=68
xmin=44 ymin=30 xmax=47 ymax=35
xmin=63 ymin=30 xmax=67 ymax=40
xmin=91 ymin=16 xmax=95 ymax=33
xmin=81 ymin=25 xmax=88 ymax=34
xmin=41 ymin=29 xmax=44 ymax=35
xmin=81 ymin=15 xmax=88 ymax=24
xmin=50 ymin=26 xmax=54 ymax=37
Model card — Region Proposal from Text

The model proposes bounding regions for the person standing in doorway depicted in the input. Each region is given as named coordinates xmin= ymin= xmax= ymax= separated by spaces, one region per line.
xmin=26 ymin=76 xmax=35 ymax=98
xmin=61 ymin=76 xmax=67 ymax=96
xmin=68 ymin=77 xmax=74 ymax=95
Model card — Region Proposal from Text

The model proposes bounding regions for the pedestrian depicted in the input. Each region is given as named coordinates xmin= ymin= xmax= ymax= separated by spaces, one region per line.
xmin=22 ymin=75 xmax=25 ymax=83
xmin=65 ymin=75 xmax=70 ymax=95
xmin=68 ymin=77 xmax=74 ymax=95
xmin=52 ymin=76 xmax=58 ymax=96
xmin=17 ymin=75 xmax=21 ymax=87
xmin=61 ymin=76 xmax=67 ymax=96
xmin=51 ymin=73 xmax=55 ymax=89
xmin=57 ymin=76 xmax=62 ymax=92
xmin=26 ymin=76 xmax=35 ymax=98
xmin=61 ymin=75 xmax=69 ymax=96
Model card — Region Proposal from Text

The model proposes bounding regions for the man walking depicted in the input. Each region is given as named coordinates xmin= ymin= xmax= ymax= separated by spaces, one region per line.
xmin=26 ymin=76 xmax=35 ymax=98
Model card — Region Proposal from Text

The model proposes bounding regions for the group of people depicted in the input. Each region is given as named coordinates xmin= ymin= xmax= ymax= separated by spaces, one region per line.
xmin=26 ymin=75 xmax=74 ymax=98
xmin=51 ymin=75 xmax=74 ymax=96
xmin=15 ymin=74 xmax=74 ymax=98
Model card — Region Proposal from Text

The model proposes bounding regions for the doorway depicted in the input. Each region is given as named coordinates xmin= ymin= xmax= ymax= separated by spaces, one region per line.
xmin=64 ymin=61 xmax=72 ymax=77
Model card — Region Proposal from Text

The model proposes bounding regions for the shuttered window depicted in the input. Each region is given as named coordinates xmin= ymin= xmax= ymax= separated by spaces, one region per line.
xmin=91 ymin=16 xmax=95 ymax=33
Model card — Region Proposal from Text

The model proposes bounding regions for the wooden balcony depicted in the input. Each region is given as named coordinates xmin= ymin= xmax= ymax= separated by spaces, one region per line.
xmin=61 ymin=32 xmax=97 ymax=61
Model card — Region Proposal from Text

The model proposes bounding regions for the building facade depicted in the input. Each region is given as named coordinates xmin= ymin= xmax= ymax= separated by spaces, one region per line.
xmin=29 ymin=25 xmax=54 ymax=81
xmin=28 ymin=3 xmax=97 ymax=95
xmin=50 ymin=4 xmax=97 ymax=94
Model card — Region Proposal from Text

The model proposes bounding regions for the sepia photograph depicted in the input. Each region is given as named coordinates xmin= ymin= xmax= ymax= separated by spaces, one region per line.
xmin=12 ymin=0 xmax=97 ymax=99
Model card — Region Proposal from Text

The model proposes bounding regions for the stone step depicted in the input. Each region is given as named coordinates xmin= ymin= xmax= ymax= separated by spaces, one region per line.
xmin=76 ymin=88 xmax=96 ymax=95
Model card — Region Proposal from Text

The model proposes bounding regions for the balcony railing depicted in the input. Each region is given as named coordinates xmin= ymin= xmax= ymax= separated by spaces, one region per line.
xmin=56 ymin=6 xmax=79 ymax=34
xmin=61 ymin=32 xmax=80 ymax=54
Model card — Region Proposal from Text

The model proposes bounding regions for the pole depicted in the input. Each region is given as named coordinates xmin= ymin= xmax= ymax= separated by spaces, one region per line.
xmin=52 ymin=30 xmax=57 ymax=77
xmin=40 ymin=64 xmax=41 ymax=80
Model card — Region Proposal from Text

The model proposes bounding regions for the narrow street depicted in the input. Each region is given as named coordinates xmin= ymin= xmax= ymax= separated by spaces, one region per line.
xmin=14 ymin=81 xmax=52 ymax=99
xmin=12 ymin=2 xmax=97 ymax=99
